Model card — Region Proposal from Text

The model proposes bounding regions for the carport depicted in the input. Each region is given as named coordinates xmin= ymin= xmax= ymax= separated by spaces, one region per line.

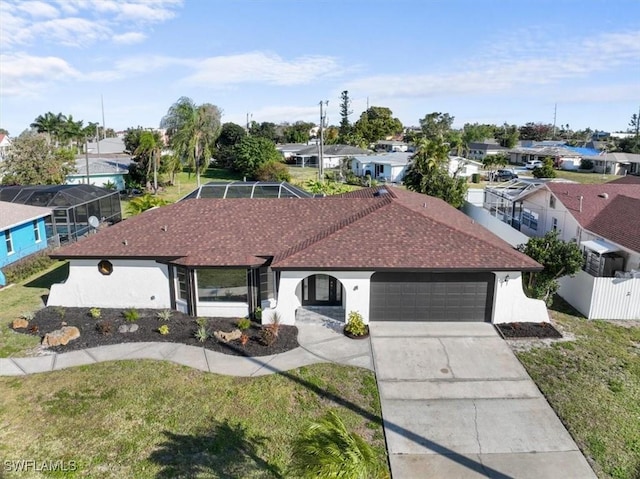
xmin=369 ymin=272 xmax=495 ymax=322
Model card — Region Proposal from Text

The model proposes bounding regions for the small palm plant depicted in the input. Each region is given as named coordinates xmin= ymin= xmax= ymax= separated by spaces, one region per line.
xmin=289 ymin=410 xmax=384 ymax=479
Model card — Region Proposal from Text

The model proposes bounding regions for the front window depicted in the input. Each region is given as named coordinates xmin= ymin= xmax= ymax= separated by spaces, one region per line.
xmin=196 ymin=268 xmax=247 ymax=303
xmin=5 ymin=230 xmax=13 ymax=254
xmin=176 ymin=267 xmax=188 ymax=301
xmin=521 ymin=208 xmax=538 ymax=231
xmin=33 ymin=220 xmax=41 ymax=242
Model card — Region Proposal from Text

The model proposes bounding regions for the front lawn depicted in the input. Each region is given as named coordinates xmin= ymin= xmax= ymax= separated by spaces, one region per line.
xmin=0 ymin=361 xmax=388 ymax=478
xmin=553 ymin=170 xmax=618 ymax=184
xmin=516 ymin=297 xmax=640 ymax=479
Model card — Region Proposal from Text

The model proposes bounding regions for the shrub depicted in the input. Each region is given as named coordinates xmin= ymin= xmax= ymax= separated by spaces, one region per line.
xmin=3 ymin=250 xmax=55 ymax=284
xmin=254 ymin=307 xmax=263 ymax=321
xmin=532 ymin=158 xmax=556 ymax=179
xmin=122 ymin=308 xmax=140 ymax=322
xmin=344 ymin=311 xmax=368 ymax=336
xmin=158 ymin=324 xmax=170 ymax=335
xmin=255 ymin=161 xmax=291 ymax=182
xmin=580 ymin=159 xmax=594 ymax=170
xmin=239 ymin=333 xmax=249 ymax=346
xmin=237 ymin=317 xmax=251 ymax=331
xmin=260 ymin=327 xmax=276 ymax=346
xmin=88 ymin=308 xmax=101 ymax=319
xmin=20 ymin=311 xmax=35 ymax=321
xmin=195 ymin=317 xmax=208 ymax=328
xmin=54 ymin=307 xmax=66 ymax=320
xmin=194 ymin=325 xmax=209 ymax=343
xmin=156 ymin=310 xmax=172 ymax=321
xmin=96 ymin=321 xmax=113 ymax=335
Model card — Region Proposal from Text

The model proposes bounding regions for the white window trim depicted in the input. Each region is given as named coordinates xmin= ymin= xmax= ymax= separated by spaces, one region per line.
xmin=5 ymin=230 xmax=14 ymax=255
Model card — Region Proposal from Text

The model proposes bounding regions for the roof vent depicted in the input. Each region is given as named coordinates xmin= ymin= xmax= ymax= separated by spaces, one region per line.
xmin=598 ymin=192 xmax=609 ymax=199
xmin=161 ymin=225 xmax=168 ymax=232
xmin=373 ymin=188 xmax=389 ymax=197
xmin=122 ymin=239 xmax=128 ymax=246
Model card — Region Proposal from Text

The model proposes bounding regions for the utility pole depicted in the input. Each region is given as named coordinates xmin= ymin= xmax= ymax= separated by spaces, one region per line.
xmin=101 ymin=94 xmax=106 ymax=140
xmin=246 ymin=112 xmax=252 ymax=131
xmin=318 ymin=100 xmax=328 ymax=180
xmin=84 ymin=138 xmax=90 ymax=184
xmin=552 ymin=103 xmax=557 ymax=139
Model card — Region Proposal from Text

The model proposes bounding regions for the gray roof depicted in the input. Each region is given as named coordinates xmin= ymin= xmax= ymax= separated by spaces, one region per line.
xmin=70 ymin=157 xmax=133 ymax=176
xmin=86 ymin=137 xmax=126 ymax=155
xmin=0 ymin=201 xmax=51 ymax=231
xmin=352 ymin=152 xmax=412 ymax=166
xmin=583 ymin=152 xmax=640 ymax=164
xmin=294 ymin=144 xmax=370 ymax=157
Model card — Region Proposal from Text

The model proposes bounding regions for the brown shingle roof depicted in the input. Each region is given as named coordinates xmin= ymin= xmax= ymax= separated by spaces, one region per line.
xmin=546 ymin=183 xmax=640 ymax=252
xmin=52 ymin=188 xmax=541 ymax=271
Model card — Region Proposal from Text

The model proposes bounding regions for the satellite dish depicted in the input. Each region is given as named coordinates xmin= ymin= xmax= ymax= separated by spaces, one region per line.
xmin=88 ymin=216 xmax=100 ymax=229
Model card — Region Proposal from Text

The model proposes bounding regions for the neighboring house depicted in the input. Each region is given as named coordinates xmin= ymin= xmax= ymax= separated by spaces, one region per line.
xmin=86 ymin=137 xmax=127 ymax=155
xmin=0 ymin=133 xmax=11 ymax=161
xmin=276 ymin=143 xmax=311 ymax=160
xmin=467 ymin=141 xmax=508 ymax=161
xmin=67 ymin=157 xmax=133 ymax=191
xmin=47 ymin=186 xmax=547 ymax=325
xmin=0 ymin=185 xmax=122 ymax=244
xmin=486 ymin=181 xmax=640 ymax=319
xmin=351 ymin=153 xmax=412 ymax=182
xmin=581 ymin=152 xmax=640 ymax=176
xmin=291 ymin=144 xmax=370 ymax=168
xmin=508 ymin=145 xmax=585 ymax=169
xmin=375 ymin=140 xmax=409 ymax=152
xmin=448 ymin=156 xmax=483 ymax=178
xmin=0 ymin=201 xmax=52 ymax=285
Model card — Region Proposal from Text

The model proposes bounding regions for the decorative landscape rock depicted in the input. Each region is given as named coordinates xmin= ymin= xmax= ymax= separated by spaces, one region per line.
xmin=118 ymin=324 xmax=139 ymax=333
xmin=12 ymin=318 xmax=29 ymax=329
xmin=213 ymin=329 xmax=242 ymax=343
xmin=42 ymin=326 xmax=81 ymax=347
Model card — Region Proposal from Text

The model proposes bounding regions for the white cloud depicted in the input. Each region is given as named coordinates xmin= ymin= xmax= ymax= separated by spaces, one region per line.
xmin=1 ymin=0 xmax=183 ymax=48
xmin=244 ymin=105 xmax=320 ymax=124
xmin=344 ymin=30 xmax=640 ymax=101
xmin=0 ymin=53 xmax=80 ymax=96
xmin=184 ymin=52 xmax=344 ymax=87
xmin=15 ymin=1 xmax=60 ymax=19
xmin=113 ymin=32 xmax=147 ymax=45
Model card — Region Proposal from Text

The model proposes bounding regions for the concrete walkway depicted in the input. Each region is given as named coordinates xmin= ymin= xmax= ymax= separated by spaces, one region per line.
xmin=370 ymin=322 xmax=596 ymax=479
xmin=0 ymin=321 xmax=372 ymax=376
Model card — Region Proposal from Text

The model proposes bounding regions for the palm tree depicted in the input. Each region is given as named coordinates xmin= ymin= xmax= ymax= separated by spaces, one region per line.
xmin=160 ymin=97 xmax=222 ymax=187
xmin=289 ymin=410 xmax=386 ymax=479
xmin=59 ymin=115 xmax=84 ymax=153
xmin=31 ymin=112 xmax=66 ymax=145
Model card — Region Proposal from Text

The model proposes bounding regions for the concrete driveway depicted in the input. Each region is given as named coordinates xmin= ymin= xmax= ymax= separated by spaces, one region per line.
xmin=370 ymin=322 xmax=596 ymax=479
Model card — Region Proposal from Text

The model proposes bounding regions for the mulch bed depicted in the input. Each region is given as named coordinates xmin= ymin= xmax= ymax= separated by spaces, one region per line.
xmin=496 ymin=322 xmax=563 ymax=339
xmin=11 ymin=307 xmax=298 ymax=357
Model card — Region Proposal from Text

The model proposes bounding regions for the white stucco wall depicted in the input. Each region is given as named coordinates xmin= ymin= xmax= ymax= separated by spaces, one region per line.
xmin=48 ymin=259 xmax=171 ymax=309
xmin=263 ymin=270 xmax=374 ymax=325
xmin=492 ymin=271 xmax=549 ymax=323
xmin=196 ymin=302 xmax=249 ymax=318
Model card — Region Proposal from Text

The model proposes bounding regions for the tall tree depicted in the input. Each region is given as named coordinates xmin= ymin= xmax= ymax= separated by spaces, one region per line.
xmin=0 ymin=132 xmax=75 ymax=185
xmin=518 ymin=122 xmax=554 ymax=141
xmin=419 ymin=112 xmax=454 ymax=141
xmin=248 ymin=121 xmax=278 ymax=142
xmin=353 ymin=106 xmax=403 ymax=144
xmin=30 ymin=112 xmax=66 ymax=145
xmin=161 ymin=97 xmax=222 ymax=187
xmin=283 ymin=121 xmax=314 ymax=144
xmin=338 ymin=90 xmax=353 ymax=140
xmin=59 ymin=114 xmax=84 ymax=152
xmin=134 ymin=131 xmax=162 ymax=193
xmin=495 ymin=123 xmax=519 ymax=148
xmin=232 ymin=136 xmax=281 ymax=179
xmin=404 ymin=137 xmax=468 ymax=208
xmin=215 ymin=122 xmax=247 ymax=168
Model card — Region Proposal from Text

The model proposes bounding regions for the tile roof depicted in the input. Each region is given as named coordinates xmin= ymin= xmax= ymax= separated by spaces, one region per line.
xmin=52 ymin=187 xmax=541 ymax=272
xmin=0 ymin=201 xmax=52 ymax=231
xmin=546 ymin=183 xmax=640 ymax=252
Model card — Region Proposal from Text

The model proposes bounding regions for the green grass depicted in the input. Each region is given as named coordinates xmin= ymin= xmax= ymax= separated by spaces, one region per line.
xmin=0 ymin=361 xmax=388 ymax=478
xmin=517 ymin=297 xmax=640 ymax=479
xmin=0 ymin=262 xmax=69 ymax=357
xmin=553 ymin=170 xmax=618 ymax=184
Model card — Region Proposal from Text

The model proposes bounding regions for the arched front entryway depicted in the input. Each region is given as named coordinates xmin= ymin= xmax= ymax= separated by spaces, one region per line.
xmin=301 ymin=274 xmax=343 ymax=306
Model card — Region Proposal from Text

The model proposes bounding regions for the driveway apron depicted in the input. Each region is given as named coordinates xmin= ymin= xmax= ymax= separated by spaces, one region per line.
xmin=369 ymin=322 xmax=596 ymax=479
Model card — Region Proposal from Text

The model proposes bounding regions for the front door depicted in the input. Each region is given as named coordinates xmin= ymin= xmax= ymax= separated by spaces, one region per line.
xmin=302 ymin=275 xmax=342 ymax=306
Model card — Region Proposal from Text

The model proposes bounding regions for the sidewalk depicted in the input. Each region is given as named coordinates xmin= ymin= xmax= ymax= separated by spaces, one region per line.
xmin=0 ymin=321 xmax=372 ymax=376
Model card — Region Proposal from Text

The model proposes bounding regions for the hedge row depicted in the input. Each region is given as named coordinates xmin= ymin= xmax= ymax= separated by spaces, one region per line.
xmin=2 ymin=251 xmax=55 ymax=284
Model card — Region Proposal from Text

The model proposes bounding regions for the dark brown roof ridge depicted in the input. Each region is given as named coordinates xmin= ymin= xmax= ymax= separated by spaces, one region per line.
xmin=272 ymin=194 xmax=393 ymax=264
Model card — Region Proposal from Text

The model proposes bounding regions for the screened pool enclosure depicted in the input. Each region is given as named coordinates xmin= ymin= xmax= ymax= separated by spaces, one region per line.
xmin=0 ymin=185 xmax=122 ymax=243
xmin=181 ymin=181 xmax=314 ymax=200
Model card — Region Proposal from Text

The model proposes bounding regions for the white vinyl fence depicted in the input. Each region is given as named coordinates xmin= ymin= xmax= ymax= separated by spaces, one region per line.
xmin=558 ymin=270 xmax=640 ymax=320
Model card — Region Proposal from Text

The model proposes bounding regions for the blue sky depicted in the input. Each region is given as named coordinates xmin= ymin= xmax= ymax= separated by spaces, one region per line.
xmin=1 ymin=0 xmax=639 ymax=137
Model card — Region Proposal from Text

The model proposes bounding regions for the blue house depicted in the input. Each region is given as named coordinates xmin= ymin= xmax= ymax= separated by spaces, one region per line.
xmin=0 ymin=201 xmax=52 ymax=286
